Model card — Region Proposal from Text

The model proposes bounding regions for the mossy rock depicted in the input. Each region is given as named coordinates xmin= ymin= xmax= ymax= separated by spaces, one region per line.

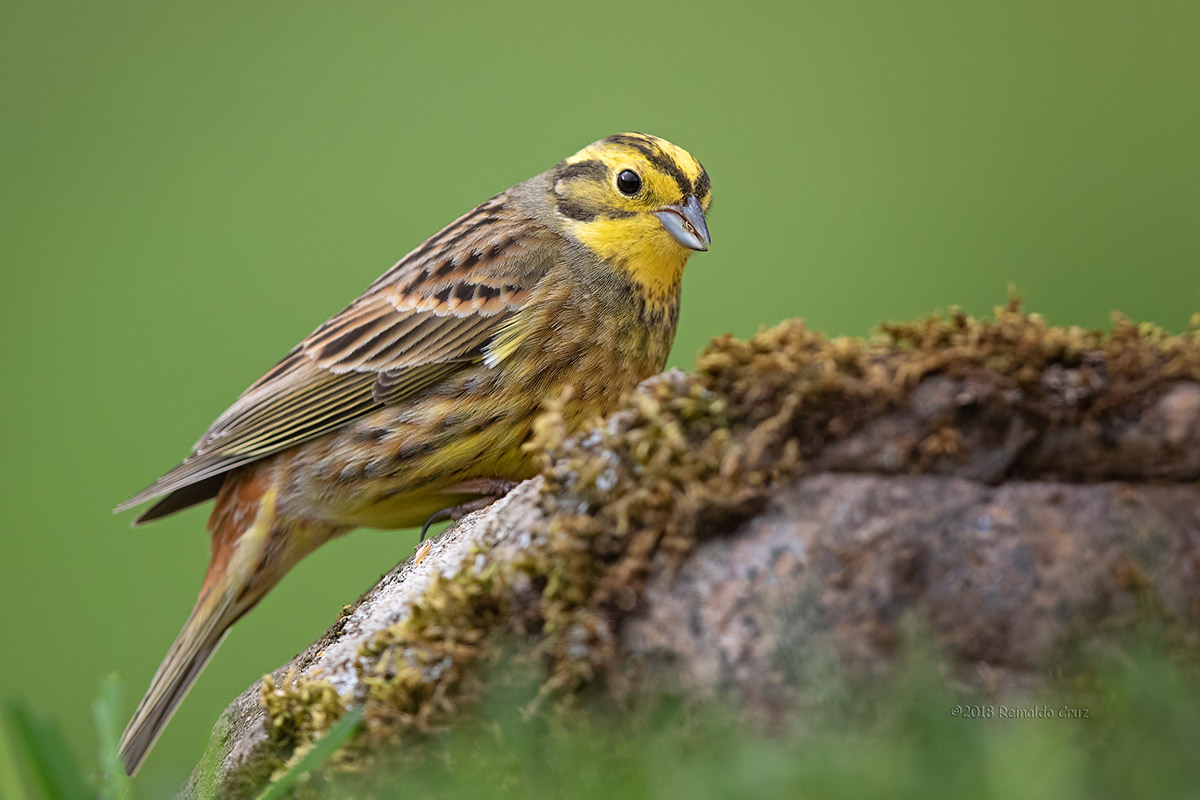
xmin=185 ymin=303 xmax=1200 ymax=799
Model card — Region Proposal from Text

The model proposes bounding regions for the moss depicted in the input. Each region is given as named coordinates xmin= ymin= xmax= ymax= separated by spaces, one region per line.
xmin=261 ymin=672 xmax=347 ymax=752
xmin=213 ymin=673 xmax=345 ymax=797
xmin=241 ymin=300 xmax=1200 ymax=788
xmin=354 ymin=556 xmax=510 ymax=748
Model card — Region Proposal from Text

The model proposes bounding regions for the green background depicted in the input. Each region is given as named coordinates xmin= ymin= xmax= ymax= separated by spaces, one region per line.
xmin=2 ymin=0 xmax=1197 ymax=793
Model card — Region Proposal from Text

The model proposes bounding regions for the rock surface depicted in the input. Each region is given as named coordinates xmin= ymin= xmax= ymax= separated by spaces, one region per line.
xmin=622 ymin=474 xmax=1199 ymax=719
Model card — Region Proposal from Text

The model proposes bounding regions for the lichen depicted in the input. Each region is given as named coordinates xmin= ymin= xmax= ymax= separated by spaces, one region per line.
xmin=237 ymin=300 xmax=1200 ymax=790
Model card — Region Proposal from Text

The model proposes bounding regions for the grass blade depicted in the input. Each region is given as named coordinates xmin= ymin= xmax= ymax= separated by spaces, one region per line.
xmin=91 ymin=674 xmax=132 ymax=800
xmin=2 ymin=700 xmax=89 ymax=800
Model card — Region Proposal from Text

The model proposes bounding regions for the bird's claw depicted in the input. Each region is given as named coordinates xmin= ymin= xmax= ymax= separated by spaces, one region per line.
xmin=418 ymin=478 xmax=520 ymax=542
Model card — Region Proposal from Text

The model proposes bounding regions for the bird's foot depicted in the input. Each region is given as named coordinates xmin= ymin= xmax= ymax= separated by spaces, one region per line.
xmin=418 ymin=478 xmax=520 ymax=542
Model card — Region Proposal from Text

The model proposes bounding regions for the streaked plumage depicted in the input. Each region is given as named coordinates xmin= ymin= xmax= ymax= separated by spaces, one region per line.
xmin=116 ymin=132 xmax=711 ymax=774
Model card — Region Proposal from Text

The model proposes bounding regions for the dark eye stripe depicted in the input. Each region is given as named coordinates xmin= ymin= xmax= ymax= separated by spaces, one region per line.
xmin=556 ymin=159 xmax=608 ymax=182
xmin=556 ymin=198 xmax=637 ymax=222
xmin=602 ymin=207 xmax=636 ymax=219
xmin=557 ymin=199 xmax=597 ymax=222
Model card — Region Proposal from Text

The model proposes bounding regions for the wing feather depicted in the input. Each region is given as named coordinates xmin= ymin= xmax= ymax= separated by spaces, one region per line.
xmin=117 ymin=190 xmax=557 ymax=520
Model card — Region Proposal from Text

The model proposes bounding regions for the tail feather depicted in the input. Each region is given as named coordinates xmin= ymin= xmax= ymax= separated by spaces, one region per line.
xmin=118 ymin=469 xmax=336 ymax=776
xmin=118 ymin=589 xmax=236 ymax=776
xmin=119 ymin=469 xmax=275 ymax=775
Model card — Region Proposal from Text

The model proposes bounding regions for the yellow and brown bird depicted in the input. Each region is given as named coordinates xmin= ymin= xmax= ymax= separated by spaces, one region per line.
xmin=115 ymin=132 xmax=711 ymax=774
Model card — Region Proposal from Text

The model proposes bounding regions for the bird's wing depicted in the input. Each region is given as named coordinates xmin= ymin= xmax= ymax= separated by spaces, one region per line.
xmin=117 ymin=191 xmax=558 ymax=520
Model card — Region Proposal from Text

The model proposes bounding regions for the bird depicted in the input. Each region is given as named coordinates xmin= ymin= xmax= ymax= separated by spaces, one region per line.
xmin=114 ymin=132 xmax=711 ymax=775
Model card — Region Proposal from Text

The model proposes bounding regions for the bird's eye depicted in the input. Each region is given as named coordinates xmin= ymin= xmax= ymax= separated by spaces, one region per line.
xmin=616 ymin=169 xmax=642 ymax=195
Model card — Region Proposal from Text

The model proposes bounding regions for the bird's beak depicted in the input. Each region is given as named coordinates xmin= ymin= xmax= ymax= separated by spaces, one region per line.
xmin=654 ymin=195 xmax=710 ymax=252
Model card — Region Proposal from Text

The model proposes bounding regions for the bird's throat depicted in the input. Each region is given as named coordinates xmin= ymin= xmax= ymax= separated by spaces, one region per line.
xmin=618 ymin=247 xmax=689 ymax=306
xmin=573 ymin=216 xmax=690 ymax=306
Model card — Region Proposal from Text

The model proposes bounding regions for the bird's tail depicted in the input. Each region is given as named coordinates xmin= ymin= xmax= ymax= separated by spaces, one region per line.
xmin=117 ymin=580 xmax=239 ymax=776
xmin=119 ymin=472 xmax=290 ymax=776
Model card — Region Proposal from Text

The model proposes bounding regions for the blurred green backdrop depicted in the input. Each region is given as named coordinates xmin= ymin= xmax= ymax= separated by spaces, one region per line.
xmin=1 ymin=0 xmax=1197 ymax=793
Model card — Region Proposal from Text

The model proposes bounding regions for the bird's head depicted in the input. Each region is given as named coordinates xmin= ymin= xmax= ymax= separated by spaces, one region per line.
xmin=549 ymin=132 xmax=711 ymax=300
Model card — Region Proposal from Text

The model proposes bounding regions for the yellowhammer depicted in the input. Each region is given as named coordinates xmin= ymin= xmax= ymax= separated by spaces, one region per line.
xmin=115 ymin=132 xmax=711 ymax=774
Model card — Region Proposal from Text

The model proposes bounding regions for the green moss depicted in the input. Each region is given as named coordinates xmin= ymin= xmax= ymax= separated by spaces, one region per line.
xmin=261 ymin=673 xmax=347 ymax=752
xmin=239 ymin=301 xmax=1200 ymax=789
xmin=354 ymin=556 xmax=510 ymax=748
xmin=227 ymin=673 xmax=350 ymax=798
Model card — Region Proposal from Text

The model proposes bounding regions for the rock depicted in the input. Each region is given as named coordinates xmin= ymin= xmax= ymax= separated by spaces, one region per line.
xmin=622 ymin=474 xmax=1199 ymax=725
xmin=184 ymin=307 xmax=1200 ymax=798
